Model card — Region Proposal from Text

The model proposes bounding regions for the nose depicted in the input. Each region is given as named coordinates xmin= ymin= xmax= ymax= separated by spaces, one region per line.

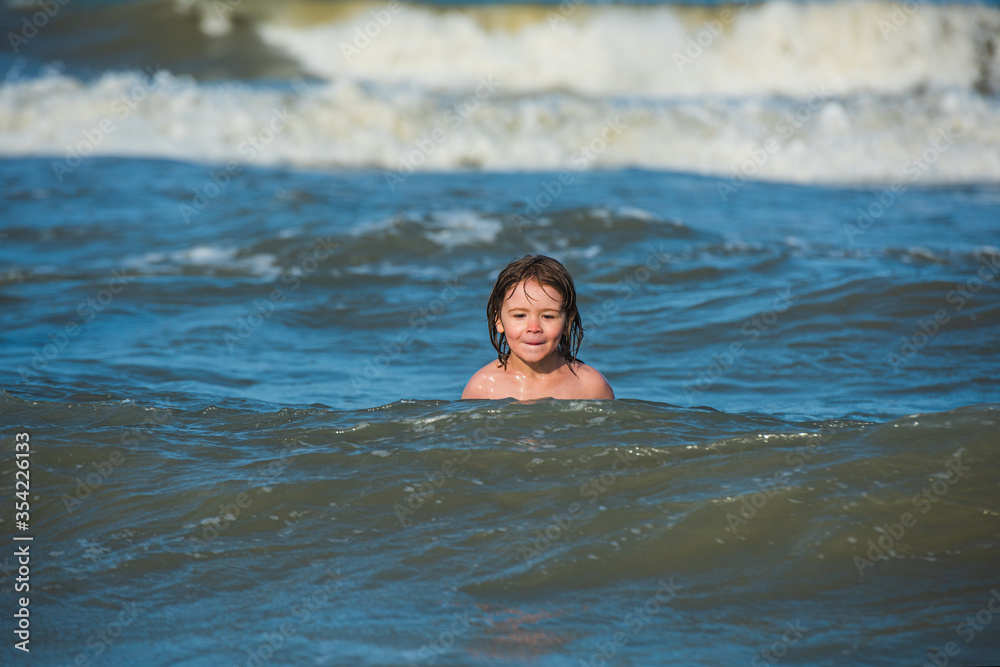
xmin=526 ymin=317 xmax=542 ymax=332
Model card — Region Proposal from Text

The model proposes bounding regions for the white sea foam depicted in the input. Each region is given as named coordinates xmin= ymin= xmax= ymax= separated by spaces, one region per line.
xmin=348 ymin=209 xmax=502 ymax=245
xmin=4 ymin=70 xmax=996 ymax=184
xmin=256 ymin=0 xmax=1000 ymax=98
xmin=2 ymin=0 xmax=999 ymax=185
xmin=424 ymin=211 xmax=503 ymax=250
xmin=126 ymin=244 xmax=280 ymax=279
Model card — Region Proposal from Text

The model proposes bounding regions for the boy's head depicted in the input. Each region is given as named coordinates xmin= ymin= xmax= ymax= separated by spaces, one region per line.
xmin=487 ymin=255 xmax=584 ymax=368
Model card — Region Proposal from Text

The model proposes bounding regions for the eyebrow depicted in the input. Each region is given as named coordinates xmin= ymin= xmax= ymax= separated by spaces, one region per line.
xmin=506 ymin=307 xmax=562 ymax=313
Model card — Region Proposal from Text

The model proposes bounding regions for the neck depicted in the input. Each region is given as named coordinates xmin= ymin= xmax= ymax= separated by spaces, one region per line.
xmin=506 ymin=354 xmax=566 ymax=378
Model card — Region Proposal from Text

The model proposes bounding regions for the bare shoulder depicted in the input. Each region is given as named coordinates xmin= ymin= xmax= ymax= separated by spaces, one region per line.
xmin=461 ymin=362 xmax=506 ymax=399
xmin=570 ymin=361 xmax=615 ymax=399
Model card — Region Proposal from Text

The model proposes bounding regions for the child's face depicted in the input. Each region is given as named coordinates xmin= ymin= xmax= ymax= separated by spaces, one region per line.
xmin=496 ymin=279 xmax=568 ymax=369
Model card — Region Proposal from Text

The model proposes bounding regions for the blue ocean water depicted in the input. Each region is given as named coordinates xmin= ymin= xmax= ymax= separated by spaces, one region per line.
xmin=1 ymin=0 xmax=999 ymax=665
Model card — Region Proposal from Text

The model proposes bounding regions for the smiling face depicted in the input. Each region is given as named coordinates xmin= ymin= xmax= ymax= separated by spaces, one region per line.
xmin=495 ymin=279 xmax=569 ymax=371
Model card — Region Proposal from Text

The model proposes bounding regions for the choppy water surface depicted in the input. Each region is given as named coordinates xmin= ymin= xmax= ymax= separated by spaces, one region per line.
xmin=2 ymin=0 xmax=1000 ymax=663
xmin=1 ymin=159 xmax=999 ymax=665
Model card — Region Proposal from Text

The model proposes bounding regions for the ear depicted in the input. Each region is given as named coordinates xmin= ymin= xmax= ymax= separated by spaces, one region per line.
xmin=495 ymin=316 xmax=504 ymax=334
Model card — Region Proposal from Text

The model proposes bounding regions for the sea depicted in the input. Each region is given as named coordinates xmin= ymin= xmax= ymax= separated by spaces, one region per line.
xmin=1 ymin=0 xmax=999 ymax=664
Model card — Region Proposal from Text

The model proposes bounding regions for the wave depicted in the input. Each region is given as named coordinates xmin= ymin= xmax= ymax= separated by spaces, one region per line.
xmin=4 ymin=390 xmax=997 ymax=592
xmin=7 ymin=202 xmax=998 ymax=283
xmin=253 ymin=0 xmax=1000 ymax=98
xmin=2 ymin=0 xmax=999 ymax=182
xmin=5 ymin=385 xmax=998 ymax=667
xmin=9 ymin=0 xmax=998 ymax=97
xmin=2 ymin=68 xmax=998 ymax=183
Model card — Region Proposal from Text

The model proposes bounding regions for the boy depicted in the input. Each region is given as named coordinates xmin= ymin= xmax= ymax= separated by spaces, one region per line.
xmin=462 ymin=255 xmax=615 ymax=400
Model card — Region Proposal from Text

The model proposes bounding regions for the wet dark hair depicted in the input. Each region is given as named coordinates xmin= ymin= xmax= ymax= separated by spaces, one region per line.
xmin=487 ymin=255 xmax=584 ymax=369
